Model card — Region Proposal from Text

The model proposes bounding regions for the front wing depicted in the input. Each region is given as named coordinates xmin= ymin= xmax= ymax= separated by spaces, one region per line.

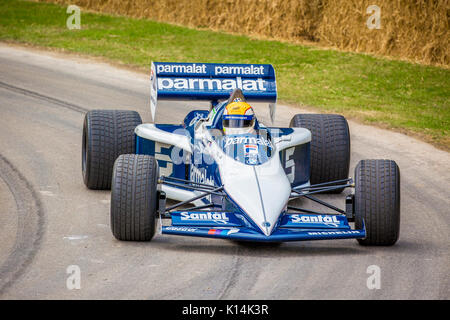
xmin=161 ymin=212 xmax=366 ymax=242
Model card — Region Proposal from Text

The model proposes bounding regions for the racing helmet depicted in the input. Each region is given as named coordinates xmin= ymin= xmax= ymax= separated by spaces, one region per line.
xmin=222 ymin=98 xmax=256 ymax=135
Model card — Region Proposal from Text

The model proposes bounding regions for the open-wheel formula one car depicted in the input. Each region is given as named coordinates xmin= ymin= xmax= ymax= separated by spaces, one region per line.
xmin=82 ymin=62 xmax=400 ymax=245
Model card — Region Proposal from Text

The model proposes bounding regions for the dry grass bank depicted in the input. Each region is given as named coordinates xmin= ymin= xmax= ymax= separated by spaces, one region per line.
xmin=41 ymin=0 xmax=449 ymax=66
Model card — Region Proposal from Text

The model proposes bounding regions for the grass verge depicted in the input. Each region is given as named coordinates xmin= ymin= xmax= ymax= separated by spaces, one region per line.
xmin=1 ymin=0 xmax=449 ymax=150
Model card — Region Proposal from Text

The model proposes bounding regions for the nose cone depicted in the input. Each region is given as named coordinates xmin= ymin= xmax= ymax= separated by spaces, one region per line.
xmin=254 ymin=162 xmax=291 ymax=235
xmin=218 ymin=154 xmax=291 ymax=236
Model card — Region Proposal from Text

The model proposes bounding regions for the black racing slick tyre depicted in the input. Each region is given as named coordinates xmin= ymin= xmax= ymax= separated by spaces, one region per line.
xmin=82 ymin=109 xmax=142 ymax=190
xmin=354 ymin=159 xmax=400 ymax=246
xmin=110 ymin=154 xmax=159 ymax=241
xmin=289 ymin=114 xmax=350 ymax=193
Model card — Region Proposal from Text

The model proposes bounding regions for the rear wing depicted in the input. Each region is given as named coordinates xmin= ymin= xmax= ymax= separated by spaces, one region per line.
xmin=150 ymin=62 xmax=277 ymax=122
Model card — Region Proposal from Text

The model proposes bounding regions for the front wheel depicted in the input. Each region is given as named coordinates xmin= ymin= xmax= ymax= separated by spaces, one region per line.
xmin=110 ymin=154 xmax=159 ymax=241
xmin=354 ymin=159 xmax=400 ymax=246
xmin=289 ymin=113 xmax=350 ymax=193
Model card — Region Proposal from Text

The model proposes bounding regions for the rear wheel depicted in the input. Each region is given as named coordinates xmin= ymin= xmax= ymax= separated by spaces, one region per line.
xmin=110 ymin=154 xmax=159 ymax=241
xmin=289 ymin=114 xmax=350 ymax=193
xmin=82 ymin=109 xmax=142 ymax=189
xmin=354 ymin=159 xmax=400 ymax=246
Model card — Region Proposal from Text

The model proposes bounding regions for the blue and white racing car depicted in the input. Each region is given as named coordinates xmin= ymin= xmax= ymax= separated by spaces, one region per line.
xmin=82 ymin=62 xmax=400 ymax=245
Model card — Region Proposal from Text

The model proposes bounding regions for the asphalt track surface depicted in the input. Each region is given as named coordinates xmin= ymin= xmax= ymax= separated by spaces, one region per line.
xmin=0 ymin=44 xmax=449 ymax=299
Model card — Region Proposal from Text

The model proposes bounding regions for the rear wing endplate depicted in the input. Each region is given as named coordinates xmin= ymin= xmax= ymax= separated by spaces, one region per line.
xmin=150 ymin=62 xmax=277 ymax=122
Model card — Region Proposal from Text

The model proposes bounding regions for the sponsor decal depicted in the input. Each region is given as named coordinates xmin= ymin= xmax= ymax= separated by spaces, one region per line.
xmin=244 ymin=144 xmax=258 ymax=155
xmin=155 ymin=63 xmax=266 ymax=76
xmin=150 ymin=68 xmax=154 ymax=81
xmin=208 ymin=228 xmax=240 ymax=236
xmin=215 ymin=65 xmax=265 ymax=76
xmin=307 ymin=230 xmax=361 ymax=236
xmin=223 ymin=114 xmax=253 ymax=120
xmin=291 ymin=214 xmax=341 ymax=227
xmin=227 ymin=228 xmax=239 ymax=235
xmin=245 ymin=157 xmax=258 ymax=165
xmin=181 ymin=212 xmax=229 ymax=224
xmin=224 ymin=136 xmax=272 ymax=148
xmin=208 ymin=229 xmax=226 ymax=235
xmin=244 ymin=144 xmax=259 ymax=164
xmin=157 ymin=63 xmax=207 ymax=74
xmin=166 ymin=226 xmax=197 ymax=232
xmin=157 ymin=77 xmax=266 ymax=92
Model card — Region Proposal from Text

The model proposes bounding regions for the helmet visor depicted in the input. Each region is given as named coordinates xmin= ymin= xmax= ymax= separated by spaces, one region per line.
xmin=223 ymin=115 xmax=254 ymax=128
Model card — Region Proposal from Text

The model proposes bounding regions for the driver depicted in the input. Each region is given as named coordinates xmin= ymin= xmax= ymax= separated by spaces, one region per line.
xmin=222 ymin=98 xmax=256 ymax=135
